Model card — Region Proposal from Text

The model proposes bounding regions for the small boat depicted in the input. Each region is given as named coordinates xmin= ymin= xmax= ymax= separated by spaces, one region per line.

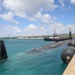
xmin=44 ymin=29 xmax=72 ymax=42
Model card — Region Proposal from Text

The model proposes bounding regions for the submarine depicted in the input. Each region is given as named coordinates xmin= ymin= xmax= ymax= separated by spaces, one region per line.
xmin=44 ymin=29 xmax=72 ymax=42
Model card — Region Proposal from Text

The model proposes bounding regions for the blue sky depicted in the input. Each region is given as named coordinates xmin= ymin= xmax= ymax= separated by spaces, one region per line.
xmin=0 ymin=0 xmax=75 ymax=37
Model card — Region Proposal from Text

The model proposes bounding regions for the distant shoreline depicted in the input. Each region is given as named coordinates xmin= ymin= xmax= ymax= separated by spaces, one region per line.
xmin=0 ymin=34 xmax=75 ymax=39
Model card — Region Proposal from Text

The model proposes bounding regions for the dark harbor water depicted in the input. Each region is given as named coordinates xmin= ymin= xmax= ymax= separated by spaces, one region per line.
xmin=0 ymin=39 xmax=67 ymax=75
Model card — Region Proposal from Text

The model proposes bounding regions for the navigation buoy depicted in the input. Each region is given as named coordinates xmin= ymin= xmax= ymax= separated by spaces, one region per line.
xmin=61 ymin=47 xmax=75 ymax=64
xmin=0 ymin=40 xmax=8 ymax=59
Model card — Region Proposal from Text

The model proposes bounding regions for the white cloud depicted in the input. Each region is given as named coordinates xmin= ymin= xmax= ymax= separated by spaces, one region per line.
xmin=25 ymin=24 xmax=37 ymax=30
xmin=0 ymin=25 xmax=21 ymax=37
xmin=59 ymin=0 xmax=65 ymax=7
xmin=26 ymin=12 xmax=57 ymax=24
xmin=3 ymin=0 xmax=58 ymax=13
xmin=71 ymin=0 xmax=75 ymax=4
xmin=0 ymin=12 xmax=19 ymax=24
xmin=2 ymin=0 xmax=58 ymax=19
xmin=39 ymin=13 xmax=53 ymax=23
xmin=0 ymin=0 xmax=58 ymax=23
xmin=0 ymin=11 xmax=75 ymax=37
xmin=0 ymin=0 xmax=75 ymax=36
xmin=49 ymin=23 xmax=75 ymax=34
xmin=0 ymin=23 xmax=75 ymax=37
xmin=23 ymin=24 xmax=48 ymax=36
xmin=35 ymin=12 xmax=57 ymax=24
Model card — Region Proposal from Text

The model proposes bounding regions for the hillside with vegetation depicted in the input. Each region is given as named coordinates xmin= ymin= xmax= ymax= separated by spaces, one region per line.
xmin=58 ymin=34 xmax=75 ymax=38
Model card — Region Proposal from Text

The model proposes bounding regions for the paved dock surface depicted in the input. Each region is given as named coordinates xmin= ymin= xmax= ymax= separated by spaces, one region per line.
xmin=63 ymin=54 xmax=75 ymax=75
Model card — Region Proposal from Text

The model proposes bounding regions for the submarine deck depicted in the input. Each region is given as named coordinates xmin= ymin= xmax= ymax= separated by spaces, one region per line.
xmin=26 ymin=40 xmax=72 ymax=54
xmin=63 ymin=54 xmax=75 ymax=75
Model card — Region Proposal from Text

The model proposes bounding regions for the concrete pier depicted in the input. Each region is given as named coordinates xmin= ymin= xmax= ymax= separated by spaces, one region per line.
xmin=63 ymin=54 xmax=75 ymax=75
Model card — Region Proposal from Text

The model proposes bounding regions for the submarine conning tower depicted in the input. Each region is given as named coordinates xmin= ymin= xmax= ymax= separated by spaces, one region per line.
xmin=69 ymin=28 xmax=72 ymax=39
xmin=0 ymin=40 xmax=7 ymax=59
